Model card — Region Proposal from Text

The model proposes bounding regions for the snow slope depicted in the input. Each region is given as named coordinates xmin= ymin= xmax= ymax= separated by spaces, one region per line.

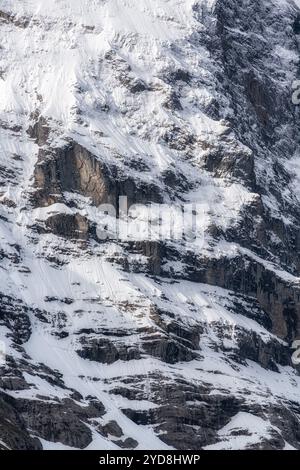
xmin=1 ymin=0 xmax=300 ymax=450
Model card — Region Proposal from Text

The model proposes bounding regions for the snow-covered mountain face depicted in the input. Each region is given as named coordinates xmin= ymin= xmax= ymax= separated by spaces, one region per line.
xmin=1 ymin=0 xmax=300 ymax=450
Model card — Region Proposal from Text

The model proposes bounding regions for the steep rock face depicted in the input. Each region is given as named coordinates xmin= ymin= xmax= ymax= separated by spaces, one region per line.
xmin=208 ymin=0 xmax=300 ymax=273
xmin=1 ymin=0 xmax=300 ymax=451
xmin=32 ymin=137 xmax=162 ymax=209
xmin=161 ymin=250 xmax=300 ymax=341
xmin=0 ymin=392 xmax=42 ymax=450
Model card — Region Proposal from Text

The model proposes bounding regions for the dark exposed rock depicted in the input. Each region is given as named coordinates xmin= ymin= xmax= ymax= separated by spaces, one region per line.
xmin=161 ymin=169 xmax=189 ymax=193
xmin=44 ymin=213 xmax=89 ymax=240
xmin=267 ymin=404 xmax=300 ymax=449
xmin=77 ymin=337 xmax=141 ymax=364
xmin=160 ymin=250 xmax=300 ymax=343
xmin=0 ymin=375 xmax=30 ymax=392
xmin=113 ymin=437 xmax=138 ymax=449
xmin=150 ymin=307 xmax=201 ymax=350
xmin=0 ymin=9 xmax=30 ymax=28
xmin=119 ymin=378 xmax=241 ymax=449
xmin=142 ymin=335 xmax=197 ymax=364
xmin=0 ymin=294 xmax=31 ymax=344
xmin=32 ymin=140 xmax=162 ymax=210
xmin=203 ymin=148 xmax=255 ymax=188
xmin=165 ymin=69 xmax=191 ymax=84
xmin=293 ymin=15 xmax=300 ymax=34
xmin=99 ymin=420 xmax=123 ymax=438
xmin=27 ymin=115 xmax=51 ymax=146
xmin=161 ymin=125 xmax=195 ymax=151
xmin=124 ymin=241 xmax=163 ymax=275
xmin=15 ymin=398 xmax=105 ymax=449
xmin=0 ymin=197 xmax=17 ymax=208
xmin=44 ymin=296 xmax=74 ymax=304
xmin=163 ymin=91 xmax=182 ymax=111
xmin=0 ymin=392 xmax=42 ymax=450
xmin=129 ymin=79 xmax=148 ymax=94
xmin=232 ymin=329 xmax=291 ymax=371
